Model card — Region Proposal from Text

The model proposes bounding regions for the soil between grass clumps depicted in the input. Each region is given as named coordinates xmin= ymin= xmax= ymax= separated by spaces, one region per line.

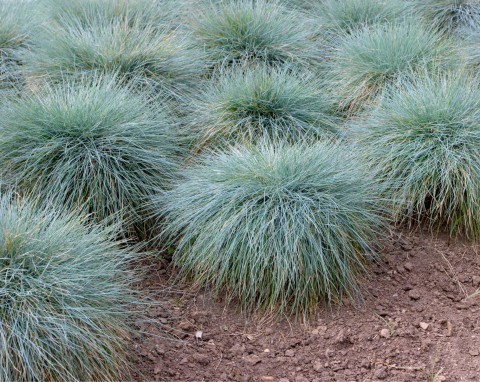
xmin=131 ymin=230 xmax=480 ymax=382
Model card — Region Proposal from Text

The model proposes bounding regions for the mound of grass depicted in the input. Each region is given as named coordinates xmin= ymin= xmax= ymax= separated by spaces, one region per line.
xmin=190 ymin=0 xmax=320 ymax=71
xmin=418 ymin=0 xmax=480 ymax=34
xmin=314 ymin=0 xmax=410 ymax=34
xmin=42 ymin=0 xmax=192 ymax=30
xmin=26 ymin=16 xmax=201 ymax=97
xmin=0 ymin=193 xmax=139 ymax=381
xmin=159 ymin=143 xmax=386 ymax=316
xmin=354 ymin=71 xmax=480 ymax=240
xmin=0 ymin=1 xmax=31 ymax=91
xmin=328 ymin=21 xmax=455 ymax=111
xmin=0 ymin=77 xmax=178 ymax=232
xmin=191 ymin=65 xmax=339 ymax=147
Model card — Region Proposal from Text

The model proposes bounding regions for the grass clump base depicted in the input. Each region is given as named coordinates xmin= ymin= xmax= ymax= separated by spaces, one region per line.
xmin=159 ymin=143 xmax=386 ymax=316
xmin=0 ymin=194 xmax=139 ymax=381
xmin=0 ymin=77 xmax=178 ymax=232
xmin=191 ymin=65 xmax=339 ymax=147
xmin=355 ymin=71 xmax=480 ymax=240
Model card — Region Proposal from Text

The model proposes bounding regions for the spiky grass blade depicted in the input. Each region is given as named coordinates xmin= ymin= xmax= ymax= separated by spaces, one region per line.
xmin=191 ymin=64 xmax=340 ymax=147
xmin=354 ymin=71 xmax=480 ymax=240
xmin=327 ymin=21 xmax=456 ymax=111
xmin=189 ymin=0 xmax=321 ymax=71
xmin=0 ymin=77 xmax=178 ymax=232
xmin=158 ymin=142 xmax=387 ymax=316
xmin=0 ymin=194 xmax=141 ymax=381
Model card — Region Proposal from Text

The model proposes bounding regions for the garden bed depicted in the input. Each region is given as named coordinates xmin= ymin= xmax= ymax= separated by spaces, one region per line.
xmin=132 ymin=231 xmax=480 ymax=382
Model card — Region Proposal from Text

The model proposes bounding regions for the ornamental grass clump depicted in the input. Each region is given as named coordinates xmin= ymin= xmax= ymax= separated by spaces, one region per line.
xmin=190 ymin=0 xmax=320 ymax=71
xmin=42 ymin=0 xmax=192 ymax=31
xmin=0 ymin=194 xmax=139 ymax=381
xmin=418 ymin=0 xmax=480 ymax=34
xmin=314 ymin=0 xmax=410 ymax=34
xmin=0 ymin=77 xmax=178 ymax=232
xmin=354 ymin=71 xmax=480 ymax=240
xmin=0 ymin=1 xmax=31 ymax=91
xmin=159 ymin=143 xmax=387 ymax=316
xmin=191 ymin=65 xmax=339 ymax=147
xmin=27 ymin=16 xmax=201 ymax=97
xmin=328 ymin=21 xmax=455 ymax=111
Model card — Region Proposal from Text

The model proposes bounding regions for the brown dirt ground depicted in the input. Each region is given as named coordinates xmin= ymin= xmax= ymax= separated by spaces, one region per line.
xmin=130 ymin=229 xmax=480 ymax=382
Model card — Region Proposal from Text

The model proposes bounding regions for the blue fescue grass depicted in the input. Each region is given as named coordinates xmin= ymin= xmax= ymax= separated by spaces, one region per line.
xmin=0 ymin=193 xmax=142 ymax=381
xmin=418 ymin=0 xmax=480 ymax=34
xmin=353 ymin=70 xmax=480 ymax=240
xmin=327 ymin=21 xmax=456 ymax=111
xmin=0 ymin=76 xmax=179 ymax=233
xmin=314 ymin=0 xmax=411 ymax=34
xmin=0 ymin=0 xmax=33 ymax=92
xmin=189 ymin=0 xmax=321 ymax=72
xmin=25 ymin=14 xmax=203 ymax=98
xmin=190 ymin=64 xmax=340 ymax=147
xmin=157 ymin=142 xmax=388 ymax=316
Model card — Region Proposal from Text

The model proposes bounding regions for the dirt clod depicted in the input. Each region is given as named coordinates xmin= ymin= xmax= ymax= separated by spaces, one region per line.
xmin=380 ymin=329 xmax=390 ymax=338
xmin=408 ymin=289 xmax=421 ymax=300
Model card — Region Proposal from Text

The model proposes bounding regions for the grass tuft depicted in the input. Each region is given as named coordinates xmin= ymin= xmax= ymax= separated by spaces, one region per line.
xmin=26 ymin=15 xmax=202 ymax=97
xmin=0 ymin=76 xmax=178 ymax=232
xmin=191 ymin=64 xmax=340 ymax=147
xmin=314 ymin=0 xmax=411 ymax=34
xmin=41 ymin=0 xmax=193 ymax=31
xmin=0 ymin=1 xmax=32 ymax=92
xmin=158 ymin=142 xmax=387 ymax=316
xmin=0 ymin=193 xmax=140 ymax=381
xmin=354 ymin=71 xmax=480 ymax=240
xmin=418 ymin=0 xmax=480 ymax=34
xmin=190 ymin=0 xmax=320 ymax=71
xmin=327 ymin=21 xmax=455 ymax=111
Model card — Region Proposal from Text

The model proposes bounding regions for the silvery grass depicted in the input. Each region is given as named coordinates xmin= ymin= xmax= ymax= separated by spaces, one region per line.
xmin=327 ymin=21 xmax=456 ymax=112
xmin=0 ymin=193 xmax=141 ymax=381
xmin=158 ymin=142 xmax=387 ymax=316
xmin=462 ymin=28 xmax=480 ymax=66
xmin=0 ymin=76 xmax=178 ymax=233
xmin=190 ymin=65 xmax=340 ymax=148
xmin=40 ymin=0 xmax=194 ymax=31
xmin=189 ymin=0 xmax=321 ymax=72
xmin=313 ymin=0 xmax=411 ymax=35
xmin=353 ymin=71 xmax=480 ymax=240
xmin=418 ymin=0 xmax=480 ymax=34
xmin=25 ymin=15 xmax=203 ymax=98
xmin=0 ymin=1 xmax=32 ymax=91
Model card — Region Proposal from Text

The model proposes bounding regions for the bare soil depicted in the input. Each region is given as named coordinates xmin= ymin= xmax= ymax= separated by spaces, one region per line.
xmin=131 ymin=230 xmax=480 ymax=382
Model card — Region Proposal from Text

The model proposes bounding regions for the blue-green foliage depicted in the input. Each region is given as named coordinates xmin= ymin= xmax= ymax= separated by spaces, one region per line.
xmin=354 ymin=71 xmax=480 ymax=239
xmin=0 ymin=77 xmax=179 ymax=232
xmin=191 ymin=64 xmax=339 ymax=147
xmin=159 ymin=143 xmax=387 ymax=316
xmin=0 ymin=193 xmax=140 ymax=381
xmin=190 ymin=0 xmax=321 ymax=71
